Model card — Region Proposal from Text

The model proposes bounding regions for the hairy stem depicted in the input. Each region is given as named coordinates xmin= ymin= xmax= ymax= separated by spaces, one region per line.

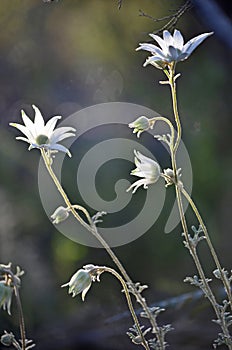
xmin=181 ymin=187 xmax=232 ymax=310
xmin=168 ymin=67 xmax=232 ymax=347
xmin=102 ymin=266 xmax=149 ymax=350
xmin=13 ymin=286 xmax=26 ymax=350
xmin=41 ymin=149 xmax=165 ymax=349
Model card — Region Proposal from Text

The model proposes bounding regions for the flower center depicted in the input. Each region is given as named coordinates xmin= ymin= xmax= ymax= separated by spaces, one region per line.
xmin=36 ymin=134 xmax=49 ymax=145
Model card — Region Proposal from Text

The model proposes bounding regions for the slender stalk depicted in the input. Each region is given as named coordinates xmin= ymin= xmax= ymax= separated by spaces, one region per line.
xmin=40 ymin=149 xmax=90 ymax=231
xmin=1 ymin=265 xmax=27 ymax=350
xmin=150 ymin=116 xmax=175 ymax=147
xmin=40 ymin=149 xmax=165 ymax=349
xmin=181 ymin=187 xmax=232 ymax=310
xmin=41 ymin=148 xmax=131 ymax=279
xmin=169 ymin=68 xmax=182 ymax=155
xmin=168 ymin=66 xmax=232 ymax=348
xmin=13 ymin=286 xmax=26 ymax=350
xmin=175 ymin=186 xmax=219 ymax=309
xmin=102 ymin=266 xmax=149 ymax=350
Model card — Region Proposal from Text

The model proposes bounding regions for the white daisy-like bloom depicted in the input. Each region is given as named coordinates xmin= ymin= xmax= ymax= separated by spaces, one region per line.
xmin=10 ymin=105 xmax=76 ymax=157
xmin=136 ymin=29 xmax=213 ymax=69
xmin=127 ymin=150 xmax=161 ymax=194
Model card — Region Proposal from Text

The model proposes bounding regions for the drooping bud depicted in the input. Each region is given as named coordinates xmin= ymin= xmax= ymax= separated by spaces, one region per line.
xmin=61 ymin=269 xmax=92 ymax=301
xmin=129 ymin=116 xmax=154 ymax=138
xmin=51 ymin=206 xmax=69 ymax=224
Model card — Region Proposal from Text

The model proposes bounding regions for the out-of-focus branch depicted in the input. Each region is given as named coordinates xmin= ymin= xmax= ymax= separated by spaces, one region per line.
xmin=139 ymin=1 xmax=192 ymax=34
xmin=118 ymin=0 xmax=123 ymax=10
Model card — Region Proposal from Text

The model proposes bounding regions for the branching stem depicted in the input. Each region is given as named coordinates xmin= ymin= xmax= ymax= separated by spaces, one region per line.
xmin=167 ymin=65 xmax=232 ymax=348
xmin=40 ymin=148 xmax=165 ymax=349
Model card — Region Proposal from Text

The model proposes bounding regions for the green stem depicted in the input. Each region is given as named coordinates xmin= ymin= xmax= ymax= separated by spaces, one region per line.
xmin=102 ymin=266 xmax=150 ymax=350
xmin=41 ymin=149 xmax=165 ymax=349
xmin=169 ymin=72 xmax=182 ymax=155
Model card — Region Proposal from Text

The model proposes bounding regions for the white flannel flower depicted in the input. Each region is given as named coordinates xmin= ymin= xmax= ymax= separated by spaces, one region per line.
xmin=10 ymin=105 xmax=76 ymax=157
xmin=136 ymin=29 xmax=213 ymax=68
xmin=127 ymin=150 xmax=161 ymax=194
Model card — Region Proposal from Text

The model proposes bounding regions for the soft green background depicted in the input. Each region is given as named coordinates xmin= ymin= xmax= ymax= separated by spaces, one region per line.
xmin=0 ymin=1 xmax=232 ymax=349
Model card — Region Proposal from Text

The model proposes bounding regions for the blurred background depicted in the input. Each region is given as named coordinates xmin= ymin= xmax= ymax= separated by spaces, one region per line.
xmin=0 ymin=0 xmax=232 ymax=349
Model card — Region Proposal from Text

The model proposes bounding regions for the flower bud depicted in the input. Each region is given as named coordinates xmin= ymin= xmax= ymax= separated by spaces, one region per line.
xmin=163 ymin=168 xmax=182 ymax=187
xmin=61 ymin=269 xmax=92 ymax=301
xmin=0 ymin=282 xmax=13 ymax=315
xmin=129 ymin=116 xmax=154 ymax=138
xmin=51 ymin=206 xmax=69 ymax=224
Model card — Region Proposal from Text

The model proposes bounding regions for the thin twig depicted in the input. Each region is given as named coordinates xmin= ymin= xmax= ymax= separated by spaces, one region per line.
xmin=118 ymin=0 xmax=123 ymax=10
xmin=139 ymin=1 xmax=193 ymax=35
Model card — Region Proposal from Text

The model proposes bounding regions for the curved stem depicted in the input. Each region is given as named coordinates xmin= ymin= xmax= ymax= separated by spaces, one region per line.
xmin=150 ymin=116 xmax=175 ymax=147
xmin=181 ymin=187 xmax=232 ymax=310
xmin=41 ymin=149 xmax=165 ymax=349
xmin=41 ymin=149 xmax=90 ymax=231
xmin=71 ymin=205 xmax=92 ymax=225
xmin=102 ymin=266 xmax=149 ymax=350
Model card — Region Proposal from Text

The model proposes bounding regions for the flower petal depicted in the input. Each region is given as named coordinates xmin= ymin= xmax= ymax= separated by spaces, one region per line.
xmin=10 ymin=122 xmax=34 ymax=141
xmin=21 ymin=110 xmax=37 ymax=137
xmin=32 ymin=105 xmax=45 ymax=131
xmin=136 ymin=43 xmax=164 ymax=56
xmin=173 ymin=29 xmax=184 ymax=50
xmin=183 ymin=32 xmax=213 ymax=56
xmin=149 ymin=33 xmax=168 ymax=52
xmin=163 ymin=30 xmax=174 ymax=46
xmin=44 ymin=116 xmax=62 ymax=135
xmin=143 ymin=54 xmax=166 ymax=67
xmin=127 ymin=179 xmax=146 ymax=193
xmin=49 ymin=126 xmax=76 ymax=143
xmin=81 ymin=283 xmax=91 ymax=301
xmin=15 ymin=136 xmax=31 ymax=143
xmin=52 ymin=132 xmax=76 ymax=143
xmin=49 ymin=143 xmax=72 ymax=157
